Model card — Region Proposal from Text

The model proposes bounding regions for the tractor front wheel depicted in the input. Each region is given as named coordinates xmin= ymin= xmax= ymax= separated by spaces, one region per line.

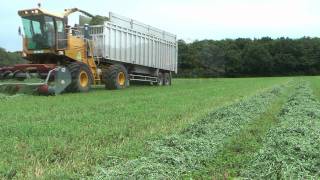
xmin=66 ymin=62 xmax=93 ymax=93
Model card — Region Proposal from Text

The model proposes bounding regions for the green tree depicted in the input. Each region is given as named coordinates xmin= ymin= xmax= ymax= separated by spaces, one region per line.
xmin=0 ymin=48 xmax=25 ymax=66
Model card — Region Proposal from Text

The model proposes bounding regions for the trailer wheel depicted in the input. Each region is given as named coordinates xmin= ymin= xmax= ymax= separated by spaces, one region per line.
xmin=157 ymin=72 xmax=164 ymax=86
xmin=164 ymin=73 xmax=171 ymax=86
xmin=67 ymin=62 xmax=93 ymax=93
xmin=104 ymin=64 xmax=129 ymax=90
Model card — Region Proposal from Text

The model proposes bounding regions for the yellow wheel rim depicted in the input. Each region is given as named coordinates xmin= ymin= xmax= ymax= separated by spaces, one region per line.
xmin=79 ymin=71 xmax=89 ymax=88
xmin=118 ymin=72 xmax=126 ymax=86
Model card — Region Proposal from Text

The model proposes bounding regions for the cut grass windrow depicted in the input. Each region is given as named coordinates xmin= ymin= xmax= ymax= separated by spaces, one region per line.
xmin=0 ymin=94 xmax=23 ymax=101
xmin=98 ymin=84 xmax=287 ymax=179
xmin=241 ymin=82 xmax=320 ymax=179
xmin=187 ymin=82 xmax=295 ymax=179
xmin=0 ymin=78 xmax=291 ymax=179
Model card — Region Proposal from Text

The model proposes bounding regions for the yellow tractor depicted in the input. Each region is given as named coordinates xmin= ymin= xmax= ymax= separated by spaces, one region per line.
xmin=0 ymin=8 xmax=103 ymax=95
xmin=0 ymin=6 xmax=178 ymax=95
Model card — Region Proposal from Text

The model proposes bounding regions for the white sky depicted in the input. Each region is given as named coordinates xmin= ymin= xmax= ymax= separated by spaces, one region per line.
xmin=1 ymin=0 xmax=320 ymax=51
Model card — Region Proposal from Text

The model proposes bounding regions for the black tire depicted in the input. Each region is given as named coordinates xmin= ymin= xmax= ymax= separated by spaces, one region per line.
xmin=0 ymin=72 xmax=4 ymax=80
xmin=103 ymin=64 xmax=129 ymax=90
xmin=157 ymin=72 xmax=164 ymax=86
xmin=66 ymin=62 xmax=93 ymax=93
xmin=1 ymin=71 xmax=12 ymax=80
xmin=13 ymin=71 xmax=27 ymax=81
xmin=164 ymin=72 xmax=171 ymax=86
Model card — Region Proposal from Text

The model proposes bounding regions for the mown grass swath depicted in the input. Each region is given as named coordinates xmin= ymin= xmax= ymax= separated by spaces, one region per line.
xmin=98 ymin=84 xmax=286 ymax=178
xmin=2 ymin=77 xmax=320 ymax=179
xmin=188 ymin=81 xmax=295 ymax=179
xmin=0 ymin=78 xmax=290 ymax=179
xmin=241 ymin=82 xmax=320 ymax=179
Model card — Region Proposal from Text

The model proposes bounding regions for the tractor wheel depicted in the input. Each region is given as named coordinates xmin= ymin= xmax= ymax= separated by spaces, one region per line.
xmin=66 ymin=62 xmax=93 ymax=93
xmin=103 ymin=64 xmax=129 ymax=90
xmin=164 ymin=72 xmax=171 ymax=86
xmin=156 ymin=72 xmax=164 ymax=86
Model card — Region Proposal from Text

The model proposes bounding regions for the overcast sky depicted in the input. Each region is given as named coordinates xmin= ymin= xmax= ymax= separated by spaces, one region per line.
xmin=1 ymin=0 xmax=320 ymax=51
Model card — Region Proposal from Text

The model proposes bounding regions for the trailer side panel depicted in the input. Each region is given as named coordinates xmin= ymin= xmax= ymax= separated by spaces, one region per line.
xmin=90 ymin=12 xmax=178 ymax=73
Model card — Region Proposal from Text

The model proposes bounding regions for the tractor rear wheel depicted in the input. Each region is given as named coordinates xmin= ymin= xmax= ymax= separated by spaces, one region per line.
xmin=164 ymin=72 xmax=171 ymax=86
xmin=66 ymin=62 xmax=93 ymax=93
xmin=103 ymin=64 xmax=129 ymax=90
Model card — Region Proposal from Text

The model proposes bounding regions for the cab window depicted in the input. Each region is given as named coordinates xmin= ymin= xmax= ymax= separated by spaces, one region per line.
xmin=55 ymin=18 xmax=67 ymax=49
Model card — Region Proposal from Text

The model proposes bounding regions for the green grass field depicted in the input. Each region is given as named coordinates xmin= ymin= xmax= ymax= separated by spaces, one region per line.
xmin=1 ymin=77 xmax=320 ymax=179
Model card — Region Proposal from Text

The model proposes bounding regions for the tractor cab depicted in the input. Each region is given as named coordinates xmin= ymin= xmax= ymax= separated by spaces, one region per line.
xmin=18 ymin=8 xmax=67 ymax=52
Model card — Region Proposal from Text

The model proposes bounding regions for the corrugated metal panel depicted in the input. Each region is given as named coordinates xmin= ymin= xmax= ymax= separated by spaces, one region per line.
xmin=89 ymin=12 xmax=178 ymax=73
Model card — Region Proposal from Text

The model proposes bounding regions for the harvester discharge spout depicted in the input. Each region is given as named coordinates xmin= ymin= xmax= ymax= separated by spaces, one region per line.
xmin=0 ymin=65 xmax=71 ymax=95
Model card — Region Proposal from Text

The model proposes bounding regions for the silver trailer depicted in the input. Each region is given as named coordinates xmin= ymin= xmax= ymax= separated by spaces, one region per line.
xmin=88 ymin=12 xmax=178 ymax=85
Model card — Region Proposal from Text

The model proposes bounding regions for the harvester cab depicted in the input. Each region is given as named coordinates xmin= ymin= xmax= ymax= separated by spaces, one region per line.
xmin=0 ymin=8 xmax=99 ymax=95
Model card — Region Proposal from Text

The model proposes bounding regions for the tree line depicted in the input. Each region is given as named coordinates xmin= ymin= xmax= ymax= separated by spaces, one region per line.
xmin=178 ymin=37 xmax=320 ymax=77
xmin=0 ymin=48 xmax=25 ymax=66
xmin=1 ymin=37 xmax=320 ymax=77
